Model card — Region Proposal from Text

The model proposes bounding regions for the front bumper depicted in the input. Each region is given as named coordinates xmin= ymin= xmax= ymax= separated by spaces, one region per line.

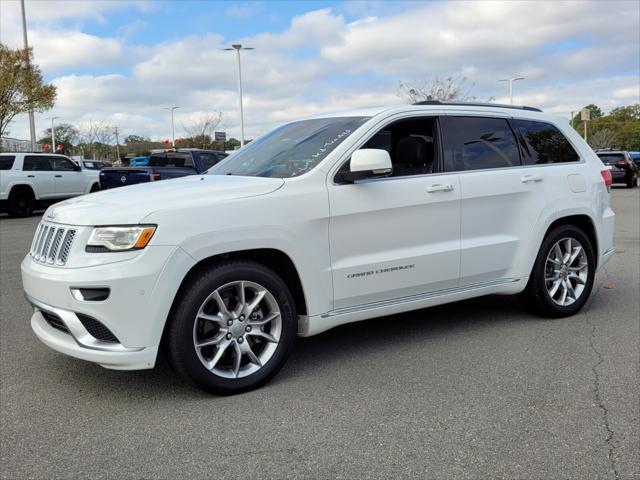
xmin=22 ymin=244 xmax=195 ymax=370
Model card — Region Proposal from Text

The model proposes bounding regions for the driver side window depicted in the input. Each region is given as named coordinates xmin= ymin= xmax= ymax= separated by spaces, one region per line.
xmin=51 ymin=157 xmax=76 ymax=171
xmin=336 ymin=116 xmax=439 ymax=182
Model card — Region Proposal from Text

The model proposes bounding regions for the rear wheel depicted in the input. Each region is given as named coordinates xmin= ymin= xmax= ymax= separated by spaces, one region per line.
xmin=7 ymin=187 xmax=35 ymax=217
xmin=626 ymin=174 xmax=635 ymax=188
xmin=167 ymin=261 xmax=297 ymax=394
xmin=90 ymin=183 xmax=100 ymax=193
xmin=520 ymin=225 xmax=595 ymax=318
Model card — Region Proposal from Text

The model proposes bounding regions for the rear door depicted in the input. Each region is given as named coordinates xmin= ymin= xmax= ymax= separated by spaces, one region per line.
xmin=441 ymin=115 xmax=549 ymax=286
xmin=23 ymin=155 xmax=56 ymax=198
xmin=51 ymin=156 xmax=84 ymax=196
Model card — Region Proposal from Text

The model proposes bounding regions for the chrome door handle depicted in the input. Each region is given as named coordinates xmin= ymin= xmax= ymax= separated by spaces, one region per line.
xmin=55 ymin=175 xmax=63 ymax=178
xmin=521 ymin=174 xmax=543 ymax=183
xmin=427 ymin=184 xmax=454 ymax=193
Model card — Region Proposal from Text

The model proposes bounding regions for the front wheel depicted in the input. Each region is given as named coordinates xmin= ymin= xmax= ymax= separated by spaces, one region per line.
xmin=520 ymin=225 xmax=595 ymax=318
xmin=167 ymin=261 xmax=297 ymax=394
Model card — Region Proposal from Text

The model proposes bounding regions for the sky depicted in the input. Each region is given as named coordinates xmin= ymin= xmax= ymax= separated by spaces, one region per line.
xmin=1 ymin=0 xmax=639 ymax=143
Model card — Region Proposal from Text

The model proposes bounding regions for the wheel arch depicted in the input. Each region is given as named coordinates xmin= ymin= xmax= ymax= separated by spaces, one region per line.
xmin=9 ymin=183 xmax=36 ymax=198
xmin=161 ymin=248 xmax=308 ymax=347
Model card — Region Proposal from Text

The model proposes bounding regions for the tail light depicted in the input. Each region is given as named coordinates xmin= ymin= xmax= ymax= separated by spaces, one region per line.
xmin=149 ymin=173 xmax=160 ymax=181
xmin=600 ymin=169 xmax=612 ymax=192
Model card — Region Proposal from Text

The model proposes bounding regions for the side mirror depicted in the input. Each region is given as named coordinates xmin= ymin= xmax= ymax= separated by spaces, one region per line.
xmin=342 ymin=149 xmax=392 ymax=183
xmin=74 ymin=164 xmax=82 ymax=172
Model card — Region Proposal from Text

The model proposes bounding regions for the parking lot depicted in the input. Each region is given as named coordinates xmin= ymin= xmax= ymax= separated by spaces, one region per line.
xmin=0 ymin=188 xmax=637 ymax=479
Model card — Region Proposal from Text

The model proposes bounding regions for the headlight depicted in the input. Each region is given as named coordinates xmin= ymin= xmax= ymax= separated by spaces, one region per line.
xmin=86 ymin=225 xmax=156 ymax=252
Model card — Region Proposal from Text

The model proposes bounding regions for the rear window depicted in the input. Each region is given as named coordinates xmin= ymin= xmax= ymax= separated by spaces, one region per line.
xmin=596 ymin=154 xmax=625 ymax=165
xmin=23 ymin=156 xmax=53 ymax=171
xmin=513 ymin=120 xmax=580 ymax=164
xmin=149 ymin=153 xmax=194 ymax=168
xmin=197 ymin=152 xmax=221 ymax=170
xmin=0 ymin=156 xmax=15 ymax=170
xmin=443 ymin=116 xmax=521 ymax=171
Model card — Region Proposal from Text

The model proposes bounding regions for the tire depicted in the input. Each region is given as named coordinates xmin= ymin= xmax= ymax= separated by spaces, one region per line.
xmin=167 ymin=260 xmax=297 ymax=394
xmin=90 ymin=183 xmax=100 ymax=193
xmin=520 ymin=224 xmax=595 ymax=318
xmin=7 ymin=187 xmax=35 ymax=217
xmin=626 ymin=174 xmax=634 ymax=188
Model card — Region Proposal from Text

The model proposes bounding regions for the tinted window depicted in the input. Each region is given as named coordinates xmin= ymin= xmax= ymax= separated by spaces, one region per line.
xmin=51 ymin=157 xmax=76 ymax=171
xmin=596 ymin=154 xmax=625 ymax=165
xmin=0 ymin=156 xmax=15 ymax=170
xmin=23 ymin=156 xmax=53 ymax=171
xmin=514 ymin=120 xmax=580 ymax=164
xmin=149 ymin=153 xmax=194 ymax=168
xmin=197 ymin=152 xmax=220 ymax=170
xmin=444 ymin=117 xmax=520 ymax=171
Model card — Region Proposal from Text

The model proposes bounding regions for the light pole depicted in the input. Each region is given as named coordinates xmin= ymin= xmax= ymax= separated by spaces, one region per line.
xmin=47 ymin=116 xmax=59 ymax=151
xmin=224 ymin=44 xmax=254 ymax=147
xmin=20 ymin=0 xmax=37 ymax=151
xmin=499 ymin=77 xmax=525 ymax=104
xmin=162 ymin=106 xmax=180 ymax=147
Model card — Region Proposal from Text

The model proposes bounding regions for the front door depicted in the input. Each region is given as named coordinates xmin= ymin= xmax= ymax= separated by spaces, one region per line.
xmin=328 ymin=116 xmax=461 ymax=310
xmin=51 ymin=156 xmax=84 ymax=196
xmin=22 ymin=155 xmax=56 ymax=198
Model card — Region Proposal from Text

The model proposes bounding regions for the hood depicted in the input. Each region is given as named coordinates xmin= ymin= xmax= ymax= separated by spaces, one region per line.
xmin=45 ymin=175 xmax=284 ymax=226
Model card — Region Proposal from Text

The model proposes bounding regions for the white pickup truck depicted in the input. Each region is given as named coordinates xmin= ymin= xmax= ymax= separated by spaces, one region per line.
xmin=0 ymin=153 xmax=100 ymax=217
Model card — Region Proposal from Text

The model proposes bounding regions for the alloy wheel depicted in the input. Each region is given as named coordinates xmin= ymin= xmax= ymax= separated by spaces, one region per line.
xmin=544 ymin=237 xmax=589 ymax=306
xmin=192 ymin=280 xmax=282 ymax=379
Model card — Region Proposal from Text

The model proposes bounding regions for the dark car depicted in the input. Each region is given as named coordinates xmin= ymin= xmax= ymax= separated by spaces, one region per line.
xmin=596 ymin=150 xmax=638 ymax=188
xmin=630 ymin=151 xmax=640 ymax=169
xmin=99 ymin=148 xmax=227 ymax=190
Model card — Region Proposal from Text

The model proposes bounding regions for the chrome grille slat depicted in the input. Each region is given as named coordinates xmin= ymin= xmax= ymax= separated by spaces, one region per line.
xmin=30 ymin=222 xmax=77 ymax=266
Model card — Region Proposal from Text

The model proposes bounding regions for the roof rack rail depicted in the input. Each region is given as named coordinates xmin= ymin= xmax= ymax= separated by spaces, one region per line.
xmin=412 ymin=100 xmax=542 ymax=112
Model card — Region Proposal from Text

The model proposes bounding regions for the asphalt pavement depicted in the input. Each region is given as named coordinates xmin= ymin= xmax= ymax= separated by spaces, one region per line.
xmin=1 ymin=188 xmax=638 ymax=479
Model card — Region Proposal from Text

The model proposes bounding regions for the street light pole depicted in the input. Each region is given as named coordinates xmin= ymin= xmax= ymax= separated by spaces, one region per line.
xmin=162 ymin=107 xmax=180 ymax=147
xmin=224 ymin=44 xmax=254 ymax=147
xmin=20 ymin=0 xmax=37 ymax=151
xmin=47 ymin=116 xmax=59 ymax=151
xmin=498 ymin=77 xmax=525 ymax=104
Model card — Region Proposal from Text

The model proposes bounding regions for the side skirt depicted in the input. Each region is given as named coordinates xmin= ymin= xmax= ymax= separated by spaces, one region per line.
xmin=298 ymin=277 xmax=525 ymax=337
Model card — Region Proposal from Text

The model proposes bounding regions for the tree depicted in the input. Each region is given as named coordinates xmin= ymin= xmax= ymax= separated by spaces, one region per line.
xmin=572 ymin=104 xmax=604 ymax=126
xmin=224 ymin=138 xmax=241 ymax=151
xmin=608 ymin=104 xmax=640 ymax=121
xmin=588 ymin=128 xmax=616 ymax=150
xmin=397 ymin=75 xmax=486 ymax=103
xmin=39 ymin=123 xmax=79 ymax=154
xmin=77 ymin=120 xmax=116 ymax=160
xmin=0 ymin=44 xmax=57 ymax=139
xmin=182 ymin=112 xmax=225 ymax=149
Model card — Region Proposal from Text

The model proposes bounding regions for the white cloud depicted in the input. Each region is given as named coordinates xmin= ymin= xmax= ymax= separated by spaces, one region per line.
xmin=3 ymin=1 xmax=639 ymax=144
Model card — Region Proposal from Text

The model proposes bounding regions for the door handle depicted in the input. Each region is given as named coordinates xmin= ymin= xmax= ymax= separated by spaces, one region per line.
xmin=27 ymin=175 xmax=35 ymax=178
xmin=521 ymin=174 xmax=543 ymax=183
xmin=55 ymin=175 xmax=63 ymax=178
xmin=427 ymin=184 xmax=454 ymax=193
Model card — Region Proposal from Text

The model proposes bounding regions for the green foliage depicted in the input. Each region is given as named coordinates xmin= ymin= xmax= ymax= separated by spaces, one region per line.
xmin=572 ymin=103 xmax=640 ymax=151
xmin=0 ymin=44 xmax=57 ymax=139
xmin=38 ymin=123 xmax=79 ymax=154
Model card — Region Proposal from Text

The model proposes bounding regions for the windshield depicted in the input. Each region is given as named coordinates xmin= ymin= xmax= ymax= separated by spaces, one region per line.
xmin=211 ymin=116 xmax=369 ymax=178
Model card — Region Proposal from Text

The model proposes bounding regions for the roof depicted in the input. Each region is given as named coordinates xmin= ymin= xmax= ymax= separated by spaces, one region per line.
xmin=305 ymin=102 xmax=549 ymax=121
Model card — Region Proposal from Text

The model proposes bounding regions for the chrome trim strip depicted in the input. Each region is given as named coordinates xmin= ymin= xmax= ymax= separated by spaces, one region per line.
xmin=322 ymin=278 xmax=521 ymax=318
xmin=25 ymin=294 xmax=143 ymax=353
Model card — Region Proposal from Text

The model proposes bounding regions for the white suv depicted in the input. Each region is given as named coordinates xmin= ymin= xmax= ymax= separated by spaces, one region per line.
xmin=21 ymin=102 xmax=615 ymax=394
xmin=1 ymin=153 xmax=100 ymax=217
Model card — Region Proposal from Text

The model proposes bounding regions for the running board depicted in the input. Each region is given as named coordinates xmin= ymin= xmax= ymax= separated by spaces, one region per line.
xmin=298 ymin=277 xmax=523 ymax=337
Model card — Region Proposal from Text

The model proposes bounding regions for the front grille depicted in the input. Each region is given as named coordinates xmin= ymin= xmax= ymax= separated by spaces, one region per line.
xmin=30 ymin=223 xmax=77 ymax=265
xmin=77 ymin=314 xmax=120 ymax=343
xmin=41 ymin=310 xmax=71 ymax=335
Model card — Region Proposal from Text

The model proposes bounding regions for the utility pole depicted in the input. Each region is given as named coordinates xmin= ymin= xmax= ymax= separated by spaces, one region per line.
xmin=20 ymin=0 xmax=37 ymax=151
xmin=114 ymin=126 xmax=120 ymax=161
xmin=47 ymin=116 xmax=59 ymax=151
xmin=224 ymin=44 xmax=254 ymax=147
xmin=498 ymin=77 xmax=525 ymax=104
xmin=162 ymin=107 xmax=179 ymax=147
